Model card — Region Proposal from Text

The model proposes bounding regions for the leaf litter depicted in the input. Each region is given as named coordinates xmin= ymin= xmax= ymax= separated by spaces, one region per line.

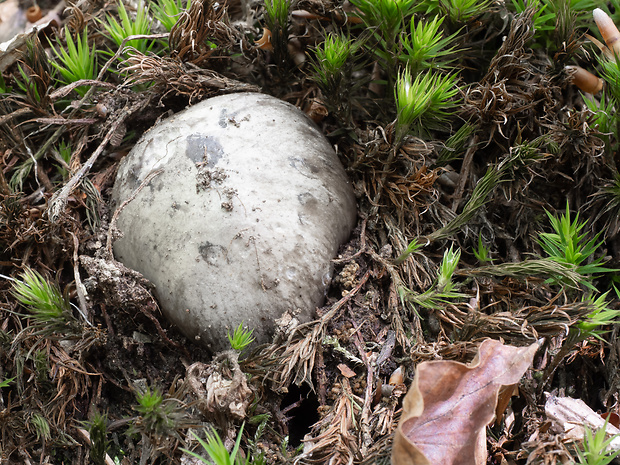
xmin=0 ymin=0 xmax=620 ymax=464
xmin=392 ymin=339 xmax=539 ymax=465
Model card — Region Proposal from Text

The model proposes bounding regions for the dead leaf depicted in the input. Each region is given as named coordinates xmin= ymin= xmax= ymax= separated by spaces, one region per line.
xmin=338 ymin=363 xmax=356 ymax=378
xmin=602 ymin=412 xmax=620 ymax=429
xmin=545 ymin=395 xmax=620 ymax=450
xmin=389 ymin=366 xmax=405 ymax=386
xmin=255 ymin=27 xmax=273 ymax=51
xmin=392 ymin=339 xmax=539 ymax=465
xmin=495 ymin=384 xmax=519 ymax=426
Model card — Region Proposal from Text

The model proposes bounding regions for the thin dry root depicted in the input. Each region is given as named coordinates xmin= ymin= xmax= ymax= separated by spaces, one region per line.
xmin=593 ymin=8 xmax=620 ymax=55
xmin=566 ymin=65 xmax=603 ymax=94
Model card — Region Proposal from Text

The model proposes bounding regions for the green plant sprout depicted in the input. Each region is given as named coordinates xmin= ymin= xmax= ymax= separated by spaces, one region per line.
xmin=398 ymin=150 xmax=508 ymax=253
xmin=0 ymin=377 xmax=15 ymax=388
xmin=9 ymin=268 xmax=81 ymax=338
xmin=599 ymin=55 xmax=620 ymax=103
xmin=228 ymin=323 xmax=255 ymax=351
xmin=53 ymin=140 xmax=73 ymax=181
xmin=538 ymin=203 xmax=615 ymax=290
xmin=437 ymin=245 xmax=460 ymax=291
xmin=463 ymin=258 xmax=584 ymax=287
xmin=264 ymin=0 xmax=289 ymax=33
xmin=263 ymin=0 xmax=291 ymax=68
xmin=350 ymin=0 xmax=415 ymax=81
xmin=595 ymin=54 xmax=620 ymax=158
xmin=575 ymin=292 xmax=620 ymax=341
xmin=0 ymin=72 xmax=9 ymax=93
xmin=312 ymin=34 xmax=353 ymax=85
xmin=403 ymin=245 xmax=466 ymax=310
xmin=583 ymin=93 xmax=619 ymax=158
xmin=394 ymin=67 xmax=460 ymax=141
xmin=473 ymin=234 xmax=493 ymax=263
xmin=182 ymin=423 xmax=248 ymax=465
xmin=278 ymin=435 xmax=304 ymax=459
xmin=49 ymin=26 xmax=97 ymax=97
xmin=32 ymin=348 xmax=49 ymax=384
xmin=30 ymin=413 xmax=51 ymax=442
xmin=12 ymin=36 xmax=52 ymax=108
xmin=132 ymin=385 xmax=183 ymax=438
xmin=86 ymin=411 xmax=110 ymax=465
xmin=399 ymin=16 xmax=459 ymax=74
xmin=394 ymin=237 xmax=424 ymax=264
xmin=410 ymin=0 xmax=488 ymax=23
xmin=311 ymin=33 xmax=359 ymax=123
xmin=588 ymin=12 xmax=620 ymax=158
xmin=573 ymin=417 xmax=620 ymax=465
xmin=435 ymin=121 xmax=477 ymax=166
xmin=351 ymin=0 xmax=415 ymax=41
xmin=440 ymin=0 xmax=491 ymax=24
xmin=245 ymin=413 xmax=269 ymax=464
xmin=152 ymin=0 xmax=190 ymax=31
xmin=14 ymin=64 xmax=44 ymax=102
xmin=102 ymin=0 xmax=154 ymax=55
xmin=539 ymin=292 xmax=620 ymax=391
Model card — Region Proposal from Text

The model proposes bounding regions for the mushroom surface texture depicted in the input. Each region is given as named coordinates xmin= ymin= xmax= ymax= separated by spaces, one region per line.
xmin=111 ymin=92 xmax=357 ymax=352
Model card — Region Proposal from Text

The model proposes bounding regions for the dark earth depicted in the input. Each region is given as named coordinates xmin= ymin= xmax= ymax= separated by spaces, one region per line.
xmin=1 ymin=0 xmax=620 ymax=463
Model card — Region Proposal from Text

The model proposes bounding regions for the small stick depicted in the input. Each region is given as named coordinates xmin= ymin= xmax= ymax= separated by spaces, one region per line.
xmin=451 ymin=133 xmax=479 ymax=211
xmin=352 ymin=329 xmax=375 ymax=454
xmin=74 ymin=427 xmax=116 ymax=465
xmin=333 ymin=216 xmax=367 ymax=264
xmin=49 ymin=80 xmax=116 ymax=100
xmin=70 ymin=231 xmax=90 ymax=324
xmin=47 ymin=98 xmax=149 ymax=222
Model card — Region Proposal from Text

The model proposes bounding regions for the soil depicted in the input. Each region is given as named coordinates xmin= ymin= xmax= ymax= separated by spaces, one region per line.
xmin=1 ymin=0 xmax=620 ymax=464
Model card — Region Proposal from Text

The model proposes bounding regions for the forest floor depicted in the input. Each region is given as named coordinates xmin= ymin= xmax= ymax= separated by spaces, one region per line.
xmin=1 ymin=0 xmax=620 ymax=463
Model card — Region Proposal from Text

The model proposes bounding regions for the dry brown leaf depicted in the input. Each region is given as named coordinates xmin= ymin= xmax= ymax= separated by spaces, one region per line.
xmin=495 ymin=384 xmax=519 ymax=426
xmin=337 ymin=363 xmax=356 ymax=378
xmin=545 ymin=395 xmax=620 ymax=449
xmin=392 ymin=339 xmax=539 ymax=465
